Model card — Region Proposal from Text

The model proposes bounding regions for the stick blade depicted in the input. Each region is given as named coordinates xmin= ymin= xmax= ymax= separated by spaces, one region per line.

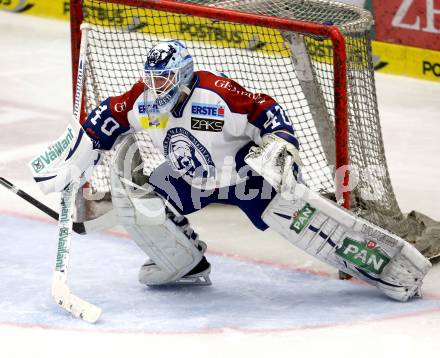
xmin=52 ymin=275 xmax=102 ymax=323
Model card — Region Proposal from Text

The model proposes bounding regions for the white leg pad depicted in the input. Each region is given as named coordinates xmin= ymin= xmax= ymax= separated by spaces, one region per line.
xmin=110 ymin=134 xmax=206 ymax=286
xmin=126 ymin=216 xmax=204 ymax=285
xmin=262 ymin=187 xmax=431 ymax=301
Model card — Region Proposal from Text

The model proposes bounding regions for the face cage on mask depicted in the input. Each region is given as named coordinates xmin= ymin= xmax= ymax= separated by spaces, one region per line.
xmin=142 ymin=73 xmax=182 ymax=116
xmin=143 ymin=68 xmax=180 ymax=100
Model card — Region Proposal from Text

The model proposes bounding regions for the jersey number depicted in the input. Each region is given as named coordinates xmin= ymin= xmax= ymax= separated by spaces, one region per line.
xmin=101 ymin=117 xmax=120 ymax=136
xmin=263 ymin=105 xmax=292 ymax=130
xmin=90 ymin=104 xmax=120 ymax=136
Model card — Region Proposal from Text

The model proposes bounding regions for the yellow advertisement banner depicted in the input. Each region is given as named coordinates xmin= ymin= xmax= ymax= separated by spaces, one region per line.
xmin=0 ymin=0 xmax=289 ymax=55
xmin=373 ymin=41 xmax=440 ymax=83
xmin=79 ymin=0 xmax=290 ymax=56
xmin=3 ymin=0 xmax=440 ymax=82
xmin=0 ymin=0 xmax=70 ymax=20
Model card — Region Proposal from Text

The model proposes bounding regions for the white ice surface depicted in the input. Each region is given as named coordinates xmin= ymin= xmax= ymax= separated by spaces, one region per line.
xmin=0 ymin=11 xmax=440 ymax=358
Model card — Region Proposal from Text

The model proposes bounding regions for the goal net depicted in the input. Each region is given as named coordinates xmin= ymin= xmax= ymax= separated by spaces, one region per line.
xmin=70 ymin=0 xmax=439 ymax=260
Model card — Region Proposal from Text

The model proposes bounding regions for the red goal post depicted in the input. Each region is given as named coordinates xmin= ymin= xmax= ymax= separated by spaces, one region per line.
xmin=69 ymin=0 xmax=350 ymax=209
xmin=69 ymin=0 xmax=439 ymax=262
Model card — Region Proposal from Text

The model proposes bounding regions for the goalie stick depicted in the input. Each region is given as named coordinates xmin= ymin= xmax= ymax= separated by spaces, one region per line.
xmin=1 ymin=176 xmax=85 ymax=234
xmin=0 ymin=176 xmax=116 ymax=235
xmin=50 ymin=23 xmax=101 ymax=323
xmin=53 ymin=183 xmax=101 ymax=323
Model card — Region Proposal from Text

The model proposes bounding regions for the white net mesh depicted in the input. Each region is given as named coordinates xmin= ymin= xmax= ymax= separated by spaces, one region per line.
xmin=74 ymin=0 xmax=437 ymax=253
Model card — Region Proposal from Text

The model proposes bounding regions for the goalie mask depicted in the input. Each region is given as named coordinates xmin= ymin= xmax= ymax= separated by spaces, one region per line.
xmin=143 ymin=40 xmax=194 ymax=115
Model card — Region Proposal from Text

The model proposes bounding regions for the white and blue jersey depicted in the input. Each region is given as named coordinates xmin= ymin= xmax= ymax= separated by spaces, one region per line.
xmin=82 ymin=70 xmax=299 ymax=229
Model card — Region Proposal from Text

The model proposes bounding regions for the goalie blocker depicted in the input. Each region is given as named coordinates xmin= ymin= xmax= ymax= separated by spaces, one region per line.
xmin=245 ymin=139 xmax=431 ymax=302
xmin=28 ymin=118 xmax=101 ymax=193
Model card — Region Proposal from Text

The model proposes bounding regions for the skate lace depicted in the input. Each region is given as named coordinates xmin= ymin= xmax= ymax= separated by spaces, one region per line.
xmin=165 ymin=207 xmax=199 ymax=242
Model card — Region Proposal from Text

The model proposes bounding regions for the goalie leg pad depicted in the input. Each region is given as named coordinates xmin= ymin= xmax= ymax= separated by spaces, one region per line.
xmin=139 ymin=228 xmax=211 ymax=286
xmin=110 ymin=134 xmax=210 ymax=286
xmin=125 ymin=210 xmax=210 ymax=286
xmin=262 ymin=187 xmax=431 ymax=301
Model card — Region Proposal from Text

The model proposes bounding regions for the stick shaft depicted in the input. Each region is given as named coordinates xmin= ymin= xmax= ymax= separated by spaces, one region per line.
xmin=55 ymin=21 xmax=90 ymax=272
xmin=0 ymin=176 xmax=86 ymax=234
xmin=55 ymin=185 xmax=76 ymax=276
xmin=0 ymin=177 xmax=59 ymax=220
xmin=51 ymin=24 xmax=101 ymax=322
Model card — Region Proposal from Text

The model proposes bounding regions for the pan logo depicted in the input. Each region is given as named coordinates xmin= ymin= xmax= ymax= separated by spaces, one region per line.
xmin=335 ymin=238 xmax=390 ymax=274
xmin=290 ymin=203 xmax=316 ymax=234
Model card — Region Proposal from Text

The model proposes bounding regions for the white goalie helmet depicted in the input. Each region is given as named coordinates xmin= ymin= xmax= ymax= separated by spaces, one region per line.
xmin=143 ymin=39 xmax=194 ymax=115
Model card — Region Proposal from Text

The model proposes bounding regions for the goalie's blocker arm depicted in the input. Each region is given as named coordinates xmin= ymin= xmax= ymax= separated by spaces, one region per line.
xmin=28 ymin=93 xmax=133 ymax=194
xmin=28 ymin=118 xmax=102 ymax=194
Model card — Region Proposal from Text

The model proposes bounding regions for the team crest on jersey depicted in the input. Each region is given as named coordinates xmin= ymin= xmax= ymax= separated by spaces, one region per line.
xmin=163 ymin=127 xmax=215 ymax=179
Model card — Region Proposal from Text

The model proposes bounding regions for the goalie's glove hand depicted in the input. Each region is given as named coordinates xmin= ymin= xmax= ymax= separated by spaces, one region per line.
xmin=245 ymin=132 xmax=301 ymax=199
